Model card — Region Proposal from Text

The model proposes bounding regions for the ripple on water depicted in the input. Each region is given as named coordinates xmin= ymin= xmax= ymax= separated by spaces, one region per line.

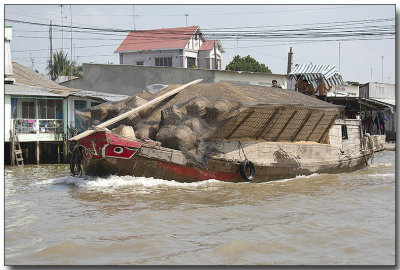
xmin=4 ymin=151 xmax=395 ymax=265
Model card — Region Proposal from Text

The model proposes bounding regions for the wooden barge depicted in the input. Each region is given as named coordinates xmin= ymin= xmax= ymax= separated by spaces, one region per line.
xmin=70 ymin=80 xmax=374 ymax=182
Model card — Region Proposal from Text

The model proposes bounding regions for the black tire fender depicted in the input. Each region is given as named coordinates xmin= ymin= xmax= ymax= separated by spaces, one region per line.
xmin=240 ymin=159 xmax=256 ymax=181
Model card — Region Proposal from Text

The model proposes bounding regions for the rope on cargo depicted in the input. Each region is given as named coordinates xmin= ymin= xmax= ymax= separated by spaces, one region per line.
xmin=238 ymin=141 xmax=256 ymax=181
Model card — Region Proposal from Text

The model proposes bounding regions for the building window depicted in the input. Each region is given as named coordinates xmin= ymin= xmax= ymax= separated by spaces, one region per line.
xmin=155 ymin=57 xmax=172 ymax=67
xmin=38 ymin=99 xmax=62 ymax=119
xmin=21 ymin=101 xmax=35 ymax=119
xmin=341 ymin=125 xmax=348 ymax=140
xmin=55 ymin=100 xmax=63 ymax=119
xmin=187 ymin=57 xmax=196 ymax=68
xmin=91 ymin=102 xmax=102 ymax=107
xmin=74 ymin=100 xmax=87 ymax=110
xmin=136 ymin=61 xmax=144 ymax=66
xmin=74 ymin=100 xmax=87 ymax=132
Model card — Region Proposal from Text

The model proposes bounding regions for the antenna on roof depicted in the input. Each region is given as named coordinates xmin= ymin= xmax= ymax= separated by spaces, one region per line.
xmin=185 ymin=13 xmax=188 ymax=26
xmin=132 ymin=5 xmax=136 ymax=31
xmin=59 ymin=5 xmax=67 ymax=52
xmin=30 ymin=53 xmax=34 ymax=69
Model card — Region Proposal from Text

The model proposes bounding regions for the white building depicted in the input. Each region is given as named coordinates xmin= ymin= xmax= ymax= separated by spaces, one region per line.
xmin=5 ymin=26 xmax=14 ymax=83
xmin=115 ymin=26 xmax=225 ymax=70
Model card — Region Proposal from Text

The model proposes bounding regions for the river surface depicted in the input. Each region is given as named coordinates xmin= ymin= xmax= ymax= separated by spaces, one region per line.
xmin=4 ymin=150 xmax=395 ymax=265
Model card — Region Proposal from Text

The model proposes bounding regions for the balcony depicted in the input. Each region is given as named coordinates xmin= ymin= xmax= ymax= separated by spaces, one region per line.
xmin=13 ymin=119 xmax=64 ymax=141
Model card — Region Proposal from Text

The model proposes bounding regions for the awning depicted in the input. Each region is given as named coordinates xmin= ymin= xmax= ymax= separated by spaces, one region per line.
xmin=360 ymin=98 xmax=395 ymax=113
xmin=289 ymin=64 xmax=346 ymax=89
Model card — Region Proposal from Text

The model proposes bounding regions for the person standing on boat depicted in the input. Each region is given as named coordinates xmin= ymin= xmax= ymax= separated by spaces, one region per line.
xmin=272 ymin=80 xmax=282 ymax=88
xmin=295 ymin=77 xmax=316 ymax=97
xmin=316 ymin=77 xmax=332 ymax=101
xmin=300 ymin=79 xmax=316 ymax=97
xmin=295 ymin=76 xmax=305 ymax=92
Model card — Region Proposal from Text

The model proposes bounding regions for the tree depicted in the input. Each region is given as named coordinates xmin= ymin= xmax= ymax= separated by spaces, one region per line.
xmin=46 ymin=50 xmax=82 ymax=81
xmin=225 ymin=55 xmax=272 ymax=73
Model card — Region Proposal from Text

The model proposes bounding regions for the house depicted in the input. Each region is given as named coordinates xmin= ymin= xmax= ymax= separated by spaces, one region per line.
xmin=359 ymin=82 xmax=396 ymax=141
xmin=287 ymin=62 xmax=395 ymax=141
xmin=5 ymin=82 xmax=69 ymax=165
xmin=5 ymin=61 xmax=129 ymax=165
xmin=325 ymin=81 xmax=395 ymax=141
xmin=115 ymin=26 xmax=225 ymax=70
xmin=3 ymin=24 xmax=129 ymax=166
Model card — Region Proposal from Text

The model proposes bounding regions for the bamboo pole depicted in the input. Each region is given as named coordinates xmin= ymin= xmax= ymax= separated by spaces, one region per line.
xmin=70 ymin=79 xmax=203 ymax=141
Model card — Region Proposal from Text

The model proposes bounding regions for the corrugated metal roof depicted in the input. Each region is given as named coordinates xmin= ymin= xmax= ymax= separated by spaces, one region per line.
xmin=5 ymin=83 xmax=68 ymax=97
xmin=70 ymin=89 xmax=129 ymax=102
xmin=115 ymin=26 xmax=199 ymax=53
xmin=289 ymin=64 xmax=346 ymax=89
xmin=9 ymin=62 xmax=128 ymax=102
xmin=12 ymin=62 xmax=73 ymax=92
xmin=366 ymin=98 xmax=396 ymax=107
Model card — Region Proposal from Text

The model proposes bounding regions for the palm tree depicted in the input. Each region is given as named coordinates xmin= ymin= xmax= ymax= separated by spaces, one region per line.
xmin=47 ymin=50 xmax=83 ymax=81
xmin=46 ymin=50 xmax=70 ymax=81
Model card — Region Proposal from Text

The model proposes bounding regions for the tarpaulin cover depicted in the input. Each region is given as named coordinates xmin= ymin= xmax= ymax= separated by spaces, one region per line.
xmin=289 ymin=64 xmax=346 ymax=89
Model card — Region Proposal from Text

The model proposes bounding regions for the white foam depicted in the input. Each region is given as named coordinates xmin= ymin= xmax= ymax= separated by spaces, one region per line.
xmin=266 ymin=173 xmax=322 ymax=184
xmin=35 ymin=176 xmax=88 ymax=187
xmin=368 ymin=163 xmax=395 ymax=168
xmin=369 ymin=173 xmax=395 ymax=178
xmin=36 ymin=175 xmax=224 ymax=190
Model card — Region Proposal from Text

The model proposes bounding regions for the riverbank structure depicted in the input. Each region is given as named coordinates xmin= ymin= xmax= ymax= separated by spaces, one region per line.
xmin=4 ymin=62 xmax=128 ymax=166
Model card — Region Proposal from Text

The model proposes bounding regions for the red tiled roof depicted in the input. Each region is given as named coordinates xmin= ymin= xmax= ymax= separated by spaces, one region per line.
xmin=115 ymin=26 xmax=199 ymax=53
xmin=199 ymin=40 xmax=217 ymax=51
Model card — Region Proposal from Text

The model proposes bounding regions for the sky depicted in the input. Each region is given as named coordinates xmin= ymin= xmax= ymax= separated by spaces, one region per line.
xmin=4 ymin=3 xmax=396 ymax=84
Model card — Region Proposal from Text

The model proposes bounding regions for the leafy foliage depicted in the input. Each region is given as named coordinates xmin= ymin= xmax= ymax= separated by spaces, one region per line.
xmin=225 ymin=55 xmax=272 ymax=73
xmin=46 ymin=50 xmax=82 ymax=81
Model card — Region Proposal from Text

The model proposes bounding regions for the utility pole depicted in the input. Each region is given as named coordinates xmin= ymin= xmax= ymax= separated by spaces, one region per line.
xmin=370 ymin=67 xmax=373 ymax=82
xmin=287 ymin=47 xmax=293 ymax=74
xmin=185 ymin=14 xmax=188 ymax=26
xmin=60 ymin=4 xmax=67 ymax=78
xmin=214 ymin=40 xmax=218 ymax=70
xmin=381 ymin=56 xmax=384 ymax=83
xmin=70 ymin=4 xmax=73 ymax=79
xmin=338 ymin=42 xmax=341 ymax=72
xmin=60 ymin=5 xmax=64 ymax=52
xmin=49 ymin=20 xmax=54 ymax=80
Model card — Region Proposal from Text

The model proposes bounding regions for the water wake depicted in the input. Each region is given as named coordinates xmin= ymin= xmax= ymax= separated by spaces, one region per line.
xmin=36 ymin=175 xmax=224 ymax=190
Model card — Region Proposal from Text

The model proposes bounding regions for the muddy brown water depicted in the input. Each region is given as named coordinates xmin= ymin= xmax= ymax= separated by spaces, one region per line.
xmin=4 ymin=151 xmax=395 ymax=265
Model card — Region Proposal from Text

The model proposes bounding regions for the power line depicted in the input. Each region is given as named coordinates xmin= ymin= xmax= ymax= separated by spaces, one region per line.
xmin=7 ymin=5 xmax=365 ymax=17
xmin=11 ymin=35 xmax=394 ymax=61
xmin=6 ymin=17 xmax=394 ymax=35
xmin=10 ymin=20 xmax=394 ymax=40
